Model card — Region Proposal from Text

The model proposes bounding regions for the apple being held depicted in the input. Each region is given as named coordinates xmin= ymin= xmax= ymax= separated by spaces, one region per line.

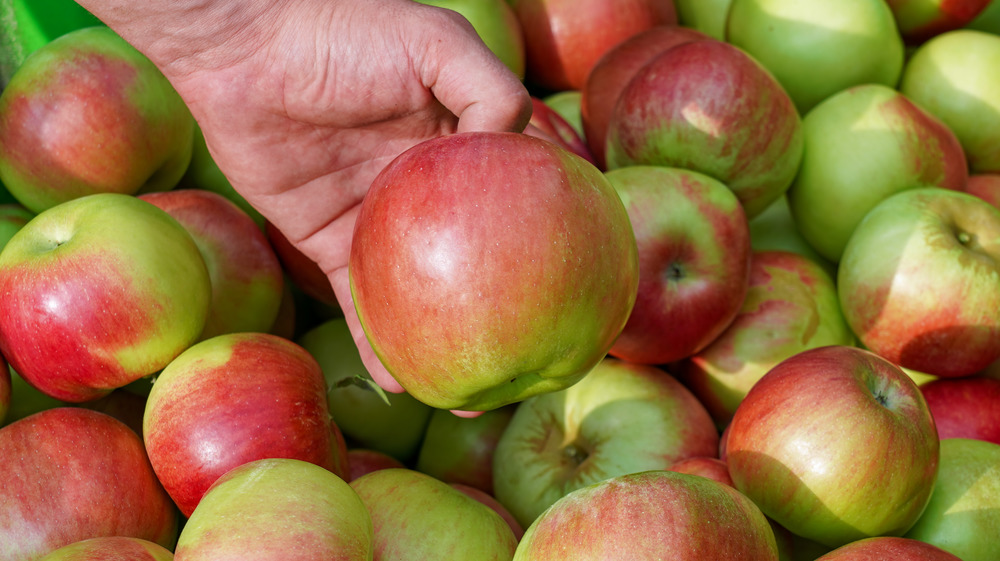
xmin=349 ymin=131 xmax=638 ymax=411
xmin=0 ymin=193 xmax=211 ymax=403
xmin=0 ymin=26 xmax=194 ymax=214
xmin=838 ymin=188 xmax=1000 ymax=378
xmin=34 ymin=537 xmax=174 ymax=561
xmin=919 ymin=376 xmax=1000 ymax=444
xmin=884 ymin=0 xmax=992 ymax=43
xmin=726 ymin=345 xmax=940 ymax=549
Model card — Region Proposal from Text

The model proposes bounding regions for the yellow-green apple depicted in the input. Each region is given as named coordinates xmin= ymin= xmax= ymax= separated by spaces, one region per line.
xmin=350 ymin=468 xmax=518 ymax=561
xmin=838 ymin=188 xmax=1000 ymax=378
xmin=175 ymin=458 xmax=373 ymax=561
xmin=748 ymin=195 xmax=835 ymax=278
xmin=726 ymin=345 xmax=940 ymax=548
xmin=349 ymin=131 xmax=638 ymax=411
xmin=143 ymin=332 xmax=349 ymax=517
xmin=904 ymin=438 xmax=1000 ymax=561
xmin=814 ymin=536 xmax=963 ymax=561
xmin=414 ymin=0 xmax=525 ymax=79
xmin=493 ymin=358 xmax=719 ymax=528
xmin=604 ymin=39 xmax=803 ymax=219
xmin=0 ymin=26 xmax=194 ymax=214
xmin=0 ymin=408 xmax=177 ymax=561
xmin=605 ymin=166 xmax=751 ymax=364
xmin=580 ymin=25 xmax=711 ymax=170
xmin=526 ymin=96 xmax=595 ymax=165
xmin=35 ymin=537 xmax=174 ymax=561
xmin=674 ymin=0 xmax=733 ymax=39
xmin=676 ymin=250 xmax=855 ymax=428
xmin=899 ymin=29 xmax=1000 ymax=173
xmin=965 ymin=174 xmax=1000 ymax=208
xmin=512 ymin=470 xmax=779 ymax=561
xmin=347 ymin=448 xmax=406 ymax=481
xmin=0 ymin=193 xmax=211 ymax=402
xmin=416 ymin=404 xmax=517 ymax=495
xmin=885 ymin=0 xmax=992 ymax=43
xmin=541 ymin=90 xmax=584 ymax=139
xmin=297 ymin=317 xmax=433 ymax=464
xmin=920 ymin=377 xmax=1000 ymax=444
xmin=451 ymin=483 xmax=526 ymax=541
xmin=0 ymin=203 xmax=33 ymax=249
xmin=509 ymin=0 xmax=677 ymax=92
xmin=726 ymin=0 xmax=905 ymax=115
xmin=786 ymin=84 xmax=968 ymax=263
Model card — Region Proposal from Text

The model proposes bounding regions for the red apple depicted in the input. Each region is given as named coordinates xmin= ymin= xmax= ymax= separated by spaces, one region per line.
xmin=346 ymin=448 xmax=406 ymax=481
xmin=919 ymin=376 xmax=1000 ymax=444
xmin=815 ymin=536 xmax=963 ymax=560
xmin=886 ymin=0 xmax=993 ymax=44
xmin=34 ymin=537 xmax=174 ymax=561
xmin=964 ymin=173 xmax=1000 ymax=208
xmin=349 ymin=131 xmax=638 ymax=411
xmin=0 ymin=356 xmax=8 ymax=425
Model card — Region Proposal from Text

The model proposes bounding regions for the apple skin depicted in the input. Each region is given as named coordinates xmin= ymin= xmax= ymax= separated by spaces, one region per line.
xmin=676 ymin=250 xmax=856 ymax=428
xmin=726 ymin=345 xmax=940 ymax=549
xmin=920 ymin=376 xmax=1000 ymax=444
xmin=580 ymin=25 xmax=711 ymax=170
xmin=0 ymin=357 xmax=8 ymax=425
xmin=814 ymin=536 xmax=963 ymax=561
xmin=0 ymin=408 xmax=178 ymax=561
xmin=35 ymin=537 xmax=174 ymax=561
xmin=748 ymin=195 xmax=836 ymax=279
xmin=605 ymin=166 xmax=751 ymax=364
xmin=451 ymin=483 xmax=526 ymax=541
xmin=349 ymin=131 xmax=638 ymax=411
xmin=900 ymin=29 xmax=1000 ymax=173
xmin=415 ymin=0 xmax=525 ymax=79
xmin=142 ymin=332 xmax=349 ymax=517
xmin=416 ymin=404 xmax=517 ymax=495
xmin=175 ymin=458 xmax=373 ymax=561
xmin=0 ymin=203 xmax=34 ymax=249
xmin=351 ymin=468 xmax=518 ymax=561
xmin=904 ymin=438 xmax=1000 ymax=561
xmin=139 ymin=189 xmax=285 ymax=340
xmin=0 ymin=26 xmax=194 ymax=214
xmin=667 ymin=456 xmax=734 ymax=487
xmin=726 ymin=0 xmax=905 ymax=115
xmin=346 ymin=448 xmax=407 ymax=481
xmin=885 ymin=0 xmax=992 ymax=43
xmin=526 ymin=96 xmax=596 ymax=165
xmin=541 ymin=90 xmax=584 ymax=139
xmin=964 ymin=174 xmax=1000 ymax=208
xmin=838 ymin=188 xmax=1000 ymax=378
xmin=605 ymin=39 xmax=804 ymax=219
xmin=0 ymin=193 xmax=211 ymax=403
xmin=493 ymin=357 xmax=719 ymax=528
xmin=966 ymin=0 xmax=1000 ymax=32
xmin=512 ymin=470 xmax=779 ymax=561
xmin=674 ymin=0 xmax=733 ymax=39
xmin=786 ymin=83 xmax=968 ymax=263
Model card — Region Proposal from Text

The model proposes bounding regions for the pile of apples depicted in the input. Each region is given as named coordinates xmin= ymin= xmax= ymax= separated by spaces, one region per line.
xmin=1 ymin=0 xmax=999 ymax=560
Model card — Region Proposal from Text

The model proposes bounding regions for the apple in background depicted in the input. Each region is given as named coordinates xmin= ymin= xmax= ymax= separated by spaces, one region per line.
xmin=605 ymin=166 xmax=751 ymax=364
xmin=416 ymin=404 xmax=517 ymax=495
xmin=920 ymin=376 xmax=1000 ymax=444
xmin=351 ymin=468 xmax=518 ymax=561
xmin=0 ymin=26 xmax=194 ymax=214
xmin=347 ymin=448 xmax=406 ymax=481
xmin=0 ymin=408 xmax=177 ymax=561
xmin=814 ymin=537 xmax=963 ymax=561
xmin=726 ymin=0 xmax=905 ymax=115
xmin=493 ymin=358 xmax=719 ymax=528
xmin=0 ymin=358 xmax=8 ymax=425
xmin=78 ymin=388 xmax=147 ymax=437
xmin=677 ymin=250 xmax=855 ymax=429
xmin=838 ymin=188 xmax=1000 ymax=378
xmin=966 ymin=0 xmax=1000 ymax=32
xmin=175 ymin=458 xmax=373 ymax=561
xmin=667 ymin=456 xmax=734 ymax=487
xmin=726 ymin=345 xmax=939 ymax=549
xmin=297 ymin=318 xmax=433 ymax=464
xmin=786 ymin=84 xmax=968 ymax=264
xmin=900 ymin=30 xmax=1000 ymax=173
xmin=509 ymin=0 xmax=677 ymax=92
xmin=904 ymin=438 xmax=1000 ymax=561
xmin=541 ymin=90 xmax=584 ymax=139
xmin=885 ymin=0 xmax=992 ymax=43
xmin=526 ymin=96 xmax=595 ymax=165
xmin=512 ymin=470 xmax=779 ymax=561
xmin=965 ymin=174 xmax=1000 ymax=208
xmin=451 ymin=483 xmax=526 ymax=541
xmin=748 ymin=195 xmax=836 ymax=279
xmin=0 ymin=193 xmax=211 ymax=403
xmin=349 ymin=131 xmax=638 ymax=411
xmin=2 ymin=368 xmax=65 ymax=425
xmin=674 ymin=0 xmax=733 ymax=39
xmin=0 ymin=203 xmax=34 ymax=249
xmin=581 ymin=25 xmax=711 ymax=170
xmin=604 ymin=39 xmax=804 ymax=219
xmin=415 ymin=0 xmax=525 ymax=79
xmin=265 ymin=220 xmax=339 ymax=309
xmin=143 ymin=332 xmax=348 ymax=517
xmin=35 ymin=537 xmax=174 ymax=561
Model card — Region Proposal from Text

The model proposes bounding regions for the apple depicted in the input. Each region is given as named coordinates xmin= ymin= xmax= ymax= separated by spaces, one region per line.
xmin=0 ymin=0 xmax=103 ymax=86
xmin=526 ymin=96 xmax=595 ymax=165
xmin=451 ymin=483 xmax=526 ymax=541
xmin=904 ymin=438 xmax=1000 ymax=561
xmin=964 ymin=174 xmax=1000 ymax=209
xmin=966 ymin=0 xmax=1000 ymax=32
xmin=674 ymin=0 xmax=733 ymax=39
xmin=541 ymin=90 xmax=584 ymax=139
xmin=667 ymin=456 xmax=734 ymax=487
xmin=297 ymin=317 xmax=433 ymax=463
xmin=265 ymin=220 xmax=339 ymax=309
xmin=786 ymin=83 xmax=968 ymax=263
xmin=512 ymin=470 xmax=779 ymax=560
xmin=78 ymin=388 xmax=147 ymax=437
xmin=0 ymin=26 xmax=194 ymax=214
xmin=0 ymin=358 xmax=8 ymax=425
xmin=351 ymin=468 xmax=518 ymax=561
xmin=35 ymin=537 xmax=174 ymax=561
xmin=604 ymin=166 xmax=751 ymax=364
xmin=726 ymin=0 xmax=905 ymax=115
xmin=885 ymin=0 xmax=992 ymax=43
xmin=919 ymin=376 xmax=1000 ymax=444
xmin=580 ymin=24 xmax=711 ymax=170
xmin=0 ymin=193 xmax=211 ymax=402
xmin=0 ymin=408 xmax=177 ymax=561
xmin=349 ymin=131 xmax=638 ymax=411
xmin=2 ymin=367 xmax=65 ymax=425
xmin=493 ymin=357 xmax=719 ymax=528
xmin=143 ymin=332 xmax=349 ymax=517
xmin=838 ymin=188 xmax=1000 ymax=378
xmin=899 ymin=29 xmax=1000 ymax=173
xmin=0 ymin=203 xmax=34 ymax=249
xmin=676 ymin=250 xmax=855 ymax=428
xmin=509 ymin=0 xmax=677 ymax=92
xmin=415 ymin=0 xmax=526 ymax=79
xmin=604 ymin=39 xmax=804 ymax=219
xmin=726 ymin=345 xmax=940 ymax=548
xmin=175 ymin=458 xmax=373 ymax=560
xmin=814 ymin=536 xmax=963 ymax=560
xmin=747 ymin=195 xmax=836 ymax=279
xmin=346 ymin=448 xmax=406 ymax=481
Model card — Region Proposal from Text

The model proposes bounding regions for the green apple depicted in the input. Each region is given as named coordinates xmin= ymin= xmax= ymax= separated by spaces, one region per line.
xmin=726 ymin=0 xmax=905 ymax=115
xmin=541 ymin=90 xmax=584 ymax=139
xmin=675 ymin=0 xmax=733 ymax=39
xmin=885 ymin=0 xmax=992 ymax=43
xmin=966 ymin=0 xmax=1000 ymax=33
xmin=0 ymin=203 xmax=33 ymax=250
xmin=35 ymin=537 xmax=174 ymax=561
xmin=416 ymin=404 xmax=517 ymax=495
xmin=415 ymin=0 xmax=525 ymax=79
